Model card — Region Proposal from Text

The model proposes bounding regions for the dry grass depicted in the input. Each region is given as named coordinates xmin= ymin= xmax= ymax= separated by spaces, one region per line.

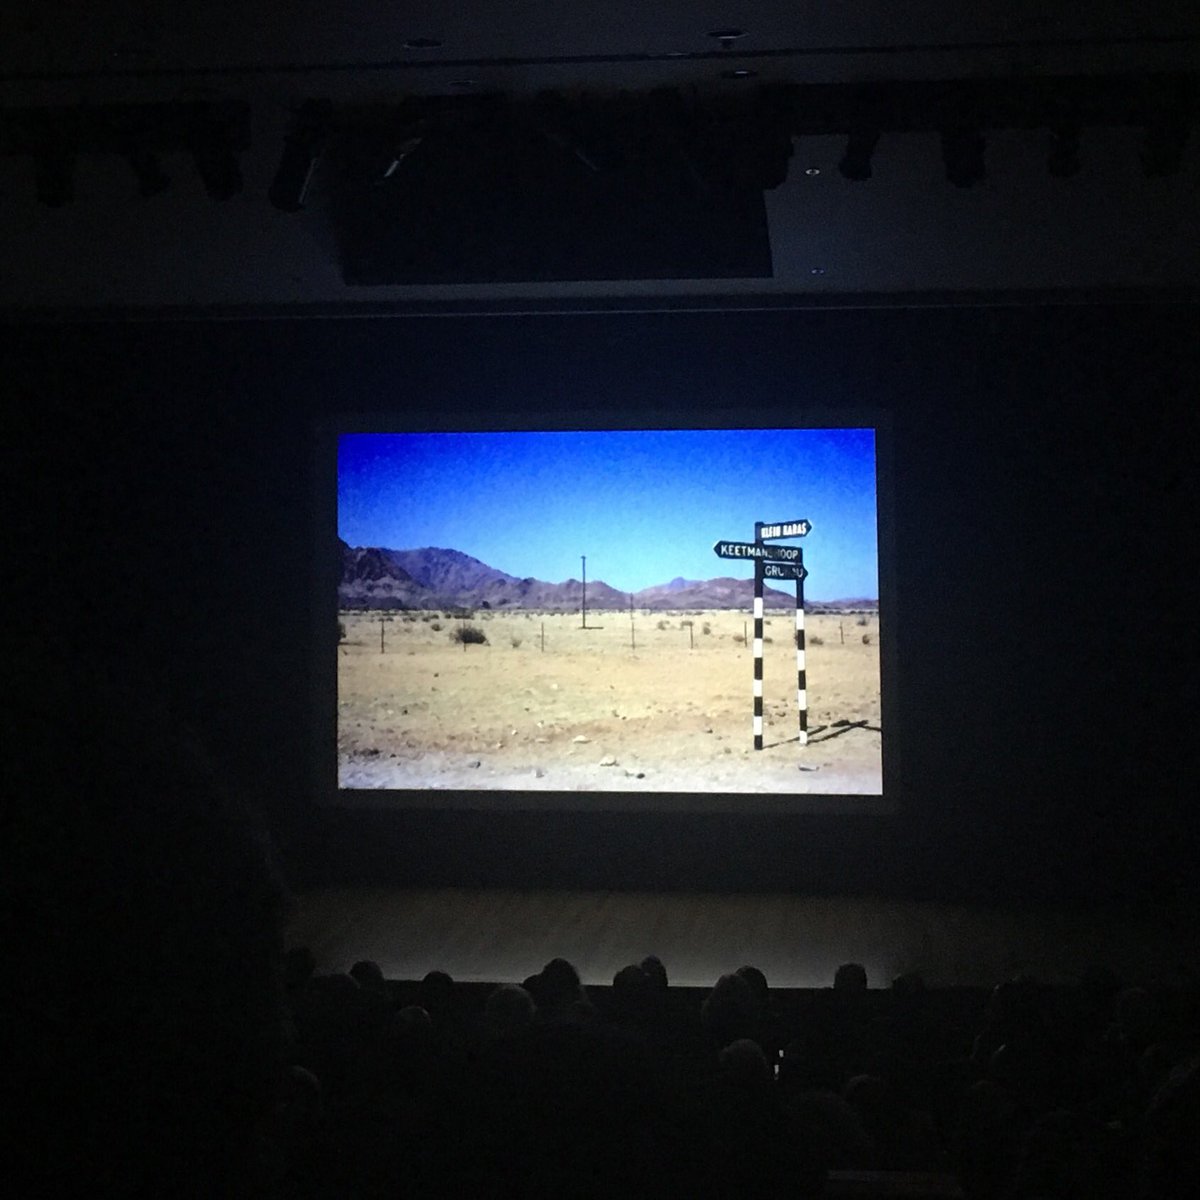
xmin=337 ymin=607 xmax=881 ymax=794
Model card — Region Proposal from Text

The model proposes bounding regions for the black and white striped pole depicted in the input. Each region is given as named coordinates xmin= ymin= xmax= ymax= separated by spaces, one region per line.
xmin=795 ymin=568 xmax=808 ymax=746
xmin=753 ymin=521 xmax=765 ymax=751
xmin=715 ymin=519 xmax=811 ymax=753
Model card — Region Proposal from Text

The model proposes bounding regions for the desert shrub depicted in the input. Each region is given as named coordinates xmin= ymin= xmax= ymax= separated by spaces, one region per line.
xmin=862 ymin=633 xmax=872 ymax=645
xmin=809 ymin=634 xmax=824 ymax=645
xmin=856 ymin=615 xmax=869 ymax=626
xmin=338 ymin=620 xmax=346 ymax=642
xmin=403 ymin=614 xmax=416 ymax=623
xmin=430 ymin=621 xmax=443 ymax=631
xmin=421 ymin=614 xmax=433 ymax=623
xmin=763 ymin=635 xmax=774 ymax=644
xmin=733 ymin=633 xmax=746 ymax=644
xmin=482 ymin=611 xmax=493 ymax=620
xmin=680 ymin=620 xmax=694 ymax=628
xmin=452 ymin=624 xmax=487 ymax=645
xmin=702 ymin=622 xmax=712 ymax=635
xmin=657 ymin=620 xmax=668 ymax=630
xmin=511 ymin=636 xmax=522 ymax=648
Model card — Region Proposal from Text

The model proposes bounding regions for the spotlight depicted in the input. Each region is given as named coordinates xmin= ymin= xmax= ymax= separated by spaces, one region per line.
xmin=1141 ymin=115 xmax=1191 ymax=177
xmin=1046 ymin=125 xmax=1081 ymax=178
xmin=368 ymin=127 xmax=425 ymax=184
xmin=270 ymin=99 xmax=333 ymax=211
xmin=706 ymin=28 xmax=747 ymax=50
xmin=838 ymin=128 xmax=881 ymax=181
xmin=33 ymin=149 xmax=74 ymax=207
xmin=940 ymin=127 xmax=986 ymax=187
xmin=126 ymin=149 xmax=171 ymax=197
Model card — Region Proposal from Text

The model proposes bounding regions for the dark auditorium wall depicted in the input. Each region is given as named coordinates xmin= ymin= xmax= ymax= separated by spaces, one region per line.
xmin=9 ymin=304 xmax=1198 ymax=905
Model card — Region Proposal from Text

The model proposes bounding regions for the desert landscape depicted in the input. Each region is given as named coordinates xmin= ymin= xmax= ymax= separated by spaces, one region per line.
xmin=337 ymin=604 xmax=882 ymax=796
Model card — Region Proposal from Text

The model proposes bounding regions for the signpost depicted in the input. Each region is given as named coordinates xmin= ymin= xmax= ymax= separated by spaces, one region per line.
xmin=714 ymin=518 xmax=812 ymax=751
xmin=713 ymin=540 xmax=801 ymax=562
xmin=763 ymin=561 xmax=808 ymax=582
xmin=759 ymin=520 xmax=812 ymax=540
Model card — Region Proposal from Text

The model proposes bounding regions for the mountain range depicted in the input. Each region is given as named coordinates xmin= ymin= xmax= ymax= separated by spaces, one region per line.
xmin=338 ymin=542 xmax=876 ymax=612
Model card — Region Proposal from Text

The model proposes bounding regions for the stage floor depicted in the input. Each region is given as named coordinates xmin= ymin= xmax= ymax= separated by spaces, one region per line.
xmin=287 ymin=888 xmax=1198 ymax=991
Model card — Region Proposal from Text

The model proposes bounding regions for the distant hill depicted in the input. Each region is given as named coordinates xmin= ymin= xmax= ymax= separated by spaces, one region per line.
xmin=633 ymin=576 xmax=794 ymax=610
xmin=338 ymin=541 xmax=875 ymax=612
xmin=339 ymin=542 xmax=439 ymax=609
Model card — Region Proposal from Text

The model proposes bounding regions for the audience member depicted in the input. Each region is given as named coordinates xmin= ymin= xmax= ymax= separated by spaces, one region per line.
xmin=701 ymin=971 xmax=759 ymax=1049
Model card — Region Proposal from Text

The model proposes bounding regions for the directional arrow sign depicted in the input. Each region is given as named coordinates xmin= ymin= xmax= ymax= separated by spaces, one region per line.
xmin=713 ymin=540 xmax=801 ymax=562
xmin=763 ymin=560 xmax=808 ymax=582
xmin=759 ymin=519 xmax=812 ymax=540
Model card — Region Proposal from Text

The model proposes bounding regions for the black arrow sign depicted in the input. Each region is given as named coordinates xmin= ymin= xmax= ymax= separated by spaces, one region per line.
xmin=763 ymin=560 xmax=808 ymax=581
xmin=759 ymin=519 xmax=812 ymax=539
xmin=713 ymin=540 xmax=801 ymax=562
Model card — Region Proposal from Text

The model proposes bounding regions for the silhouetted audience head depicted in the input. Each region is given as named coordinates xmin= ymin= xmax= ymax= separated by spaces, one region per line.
xmin=640 ymin=954 xmax=669 ymax=993
xmin=719 ymin=1038 xmax=771 ymax=1088
xmin=542 ymin=956 xmax=583 ymax=993
xmin=526 ymin=956 xmax=591 ymax=1020
xmin=397 ymin=1003 xmax=433 ymax=1030
xmin=702 ymin=972 xmax=758 ymax=1047
xmin=834 ymin=962 xmax=868 ymax=992
xmin=736 ymin=964 xmax=770 ymax=1012
xmin=350 ymin=959 xmax=388 ymax=995
xmin=419 ymin=969 xmax=457 ymax=1023
xmin=611 ymin=963 xmax=654 ymax=1026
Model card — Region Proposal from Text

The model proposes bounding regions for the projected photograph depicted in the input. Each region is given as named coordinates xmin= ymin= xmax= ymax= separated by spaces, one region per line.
xmin=337 ymin=428 xmax=882 ymax=795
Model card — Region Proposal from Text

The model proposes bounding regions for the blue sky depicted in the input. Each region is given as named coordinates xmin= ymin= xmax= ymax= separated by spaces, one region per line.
xmin=338 ymin=428 xmax=879 ymax=599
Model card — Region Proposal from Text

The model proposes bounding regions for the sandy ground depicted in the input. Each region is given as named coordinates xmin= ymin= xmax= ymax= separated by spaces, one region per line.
xmin=337 ymin=608 xmax=882 ymax=794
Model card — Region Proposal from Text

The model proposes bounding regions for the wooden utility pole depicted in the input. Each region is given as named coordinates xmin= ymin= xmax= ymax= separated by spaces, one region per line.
xmin=581 ymin=554 xmax=587 ymax=629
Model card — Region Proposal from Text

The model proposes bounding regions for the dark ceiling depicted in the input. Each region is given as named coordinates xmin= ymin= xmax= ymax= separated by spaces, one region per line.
xmin=1 ymin=2 xmax=1197 ymax=314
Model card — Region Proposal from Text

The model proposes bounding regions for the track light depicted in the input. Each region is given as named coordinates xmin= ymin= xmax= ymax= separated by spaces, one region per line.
xmin=940 ymin=127 xmax=986 ymax=187
xmin=270 ymin=99 xmax=333 ymax=211
xmin=368 ymin=127 xmax=425 ymax=185
xmin=838 ymin=128 xmax=881 ymax=181
xmin=33 ymin=149 xmax=74 ymax=207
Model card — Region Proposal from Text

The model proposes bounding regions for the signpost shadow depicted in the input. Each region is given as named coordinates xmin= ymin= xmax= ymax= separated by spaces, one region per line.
xmin=762 ymin=719 xmax=880 ymax=750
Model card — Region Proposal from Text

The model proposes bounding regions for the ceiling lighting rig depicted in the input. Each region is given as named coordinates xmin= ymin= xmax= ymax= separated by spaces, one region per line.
xmin=267 ymin=87 xmax=797 ymax=215
xmin=805 ymin=72 xmax=1196 ymax=186
xmin=259 ymin=73 xmax=1193 ymax=217
xmin=0 ymin=101 xmax=250 ymax=205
